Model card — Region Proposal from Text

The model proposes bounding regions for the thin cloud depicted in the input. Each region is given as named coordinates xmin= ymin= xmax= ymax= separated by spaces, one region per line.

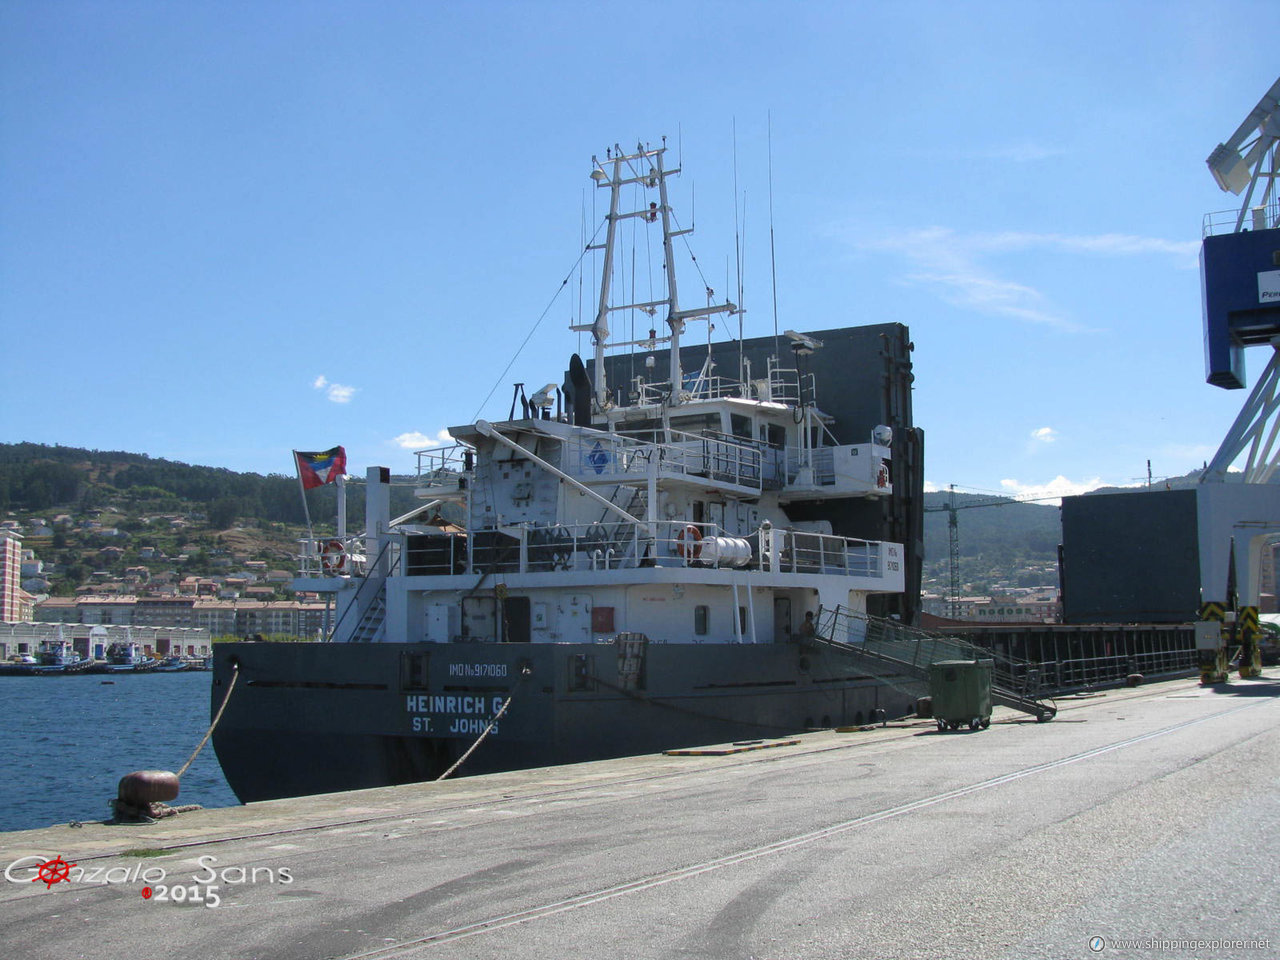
xmin=858 ymin=226 xmax=1199 ymax=331
xmin=313 ymin=375 xmax=358 ymax=404
xmin=977 ymin=231 xmax=1200 ymax=264
xmin=394 ymin=429 xmax=453 ymax=450
xmin=1026 ymin=426 xmax=1058 ymax=455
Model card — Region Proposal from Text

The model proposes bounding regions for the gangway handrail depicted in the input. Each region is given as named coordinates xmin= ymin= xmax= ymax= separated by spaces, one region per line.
xmin=813 ymin=606 xmax=1056 ymax=722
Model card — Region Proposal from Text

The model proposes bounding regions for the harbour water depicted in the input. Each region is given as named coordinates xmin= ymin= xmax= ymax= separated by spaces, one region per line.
xmin=0 ymin=671 xmax=238 ymax=834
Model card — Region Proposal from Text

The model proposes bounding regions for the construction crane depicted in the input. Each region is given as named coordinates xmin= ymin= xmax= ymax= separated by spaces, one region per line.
xmin=923 ymin=485 xmax=1065 ymax=618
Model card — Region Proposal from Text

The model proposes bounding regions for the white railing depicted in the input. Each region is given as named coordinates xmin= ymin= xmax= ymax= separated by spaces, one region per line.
xmin=763 ymin=362 xmax=818 ymax=407
xmin=415 ymin=443 xmax=472 ymax=491
xmin=627 ymin=362 xmax=814 ymax=406
xmin=636 ymin=374 xmax=747 ymax=404
xmin=561 ymin=429 xmax=658 ymax=480
xmin=560 ymin=428 xmax=763 ymax=491
xmin=297 ymin=535 xmax=370 ymax=577
xmin=759 ymin=526 xmax=883 ymax=578
xmin=1203 ymin=204 xmax=1280 ymax=237
xmin=401 ymin=519 xmax=887 ymax=581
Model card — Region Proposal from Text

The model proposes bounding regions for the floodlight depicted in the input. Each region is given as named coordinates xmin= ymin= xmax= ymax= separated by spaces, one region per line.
xmin=1206 ymin=143 xmax=1251 ymax=195
xmin=530 ymin=383 xmax=558 ymax=409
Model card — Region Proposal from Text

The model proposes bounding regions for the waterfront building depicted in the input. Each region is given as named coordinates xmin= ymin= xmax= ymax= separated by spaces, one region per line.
xmin=33 ymin=594 xmax=328 ymax=638
xmin=0 ymin=531 xmax=25 ymax=622
xmin=0 ymin=621 xmax=212 ymax=661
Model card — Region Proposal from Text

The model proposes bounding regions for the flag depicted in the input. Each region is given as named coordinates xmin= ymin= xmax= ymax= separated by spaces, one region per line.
xmin=295 ymin=446 xmax=347 ymax=490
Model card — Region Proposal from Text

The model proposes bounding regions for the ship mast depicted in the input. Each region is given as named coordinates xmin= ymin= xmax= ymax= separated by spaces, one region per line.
xmin=575 ymin=141 xmax=737 ymax=409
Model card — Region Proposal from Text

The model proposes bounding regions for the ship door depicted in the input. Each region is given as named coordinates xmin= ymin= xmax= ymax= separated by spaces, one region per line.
xmin=707 ymin=501 xmax=725 ymax=535
xmin=773 ymin=597 xmax=792 ymax=642
xmin=462 ymin=596 xmax=497 ymax=642
xmin=502 ymin=596 xmax=532 ymax=643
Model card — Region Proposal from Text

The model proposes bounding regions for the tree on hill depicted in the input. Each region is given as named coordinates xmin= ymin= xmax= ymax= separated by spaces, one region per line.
xmin=0 ymin=442 xmax=421 ymax=525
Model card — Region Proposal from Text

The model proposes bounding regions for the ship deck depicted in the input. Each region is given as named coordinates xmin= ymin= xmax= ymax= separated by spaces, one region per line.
xmin=3 ymin=671 xmax=1279 ymax=960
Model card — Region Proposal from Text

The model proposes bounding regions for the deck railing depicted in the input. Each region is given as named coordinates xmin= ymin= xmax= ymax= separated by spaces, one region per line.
xmin=296 ymin=535 xmax=374 ymax=578
xmin=559 ymin=428 xmax=764 ymax=492
xmin=399 ymin=519 xmax=889 ymax=581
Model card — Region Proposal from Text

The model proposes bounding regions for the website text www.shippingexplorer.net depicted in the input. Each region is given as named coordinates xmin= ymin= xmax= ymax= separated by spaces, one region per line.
xmin=1089 ymin=936 xmax=1272 ymax=954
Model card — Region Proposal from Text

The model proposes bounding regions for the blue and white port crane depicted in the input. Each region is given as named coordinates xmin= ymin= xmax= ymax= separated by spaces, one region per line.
xmin=1197 ymin=76 xmax=1280 ymax=680
xmin=1201 ymin=77 xmax=1280 ymax=479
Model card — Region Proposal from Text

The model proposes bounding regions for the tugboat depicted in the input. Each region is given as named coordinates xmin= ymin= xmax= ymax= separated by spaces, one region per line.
xmin=99 ymin=640 xmax=158 ymax=673
xmin=212 ymin=141 xmax=921 ymax=803
xmin=33 ymin=638 xmax=94 ymax=675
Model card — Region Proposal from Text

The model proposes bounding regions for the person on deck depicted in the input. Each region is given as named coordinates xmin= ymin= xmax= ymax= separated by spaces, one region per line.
xmin=798 ymin=611 xmax=816 ymax=639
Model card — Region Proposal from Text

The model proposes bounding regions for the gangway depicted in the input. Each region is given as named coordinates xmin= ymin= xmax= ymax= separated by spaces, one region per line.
xmin=813 ymin=606 xmax=1057 ymax=722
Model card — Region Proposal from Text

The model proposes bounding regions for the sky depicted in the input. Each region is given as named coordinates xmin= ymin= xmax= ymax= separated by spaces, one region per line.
xmin=2 ymin=1 xmax=1277 ymax=502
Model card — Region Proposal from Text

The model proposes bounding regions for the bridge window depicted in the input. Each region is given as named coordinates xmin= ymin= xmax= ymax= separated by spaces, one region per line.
xmin=670 ymin=414 xmax=720 ymax=435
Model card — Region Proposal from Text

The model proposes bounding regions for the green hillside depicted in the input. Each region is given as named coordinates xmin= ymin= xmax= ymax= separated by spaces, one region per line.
xmin=921 ymin=492 xmax=1061 ymax=593
xmin=0 ymin=443 xmax=424 ymax=596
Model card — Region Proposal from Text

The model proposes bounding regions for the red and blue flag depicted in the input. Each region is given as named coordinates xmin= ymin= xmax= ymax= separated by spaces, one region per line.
xmin=295 ymin=446 xmax=347 ymax=490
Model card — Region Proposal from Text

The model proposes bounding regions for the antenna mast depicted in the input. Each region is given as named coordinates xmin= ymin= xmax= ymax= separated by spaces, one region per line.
xmin=575 ymin=140 xmax=738 ymax=408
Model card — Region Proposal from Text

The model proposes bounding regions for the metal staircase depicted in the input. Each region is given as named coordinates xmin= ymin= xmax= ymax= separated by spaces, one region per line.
xmin=325 ymin=541 xmax=398 ymax=643
xmin=586 ymin=484 xmax=648 ymax=567
xmin=813 ymin=606 xmax=1056 ymax=722
xmin=349 ymin=582 xmax=388 ymax=643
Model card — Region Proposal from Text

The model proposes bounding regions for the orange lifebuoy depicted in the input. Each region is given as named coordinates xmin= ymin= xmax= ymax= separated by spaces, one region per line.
xmin=675 ymin=524 xmax=703 ymax=559
xmin=321 ymin=539 xmax=347 ymax=574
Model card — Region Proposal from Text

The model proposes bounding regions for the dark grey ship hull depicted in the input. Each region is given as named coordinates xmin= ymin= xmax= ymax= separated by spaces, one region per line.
xmin=211 ymin=640 xmax=913 ymax=803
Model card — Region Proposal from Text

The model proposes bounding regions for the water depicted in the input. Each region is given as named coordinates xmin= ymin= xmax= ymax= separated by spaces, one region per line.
xmin=0 ymin=671 xmax=239 ymax=833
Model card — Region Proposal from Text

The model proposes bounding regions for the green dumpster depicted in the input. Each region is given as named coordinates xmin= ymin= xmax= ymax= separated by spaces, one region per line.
xmin=928 ymin=659 xmax=993 ymax=732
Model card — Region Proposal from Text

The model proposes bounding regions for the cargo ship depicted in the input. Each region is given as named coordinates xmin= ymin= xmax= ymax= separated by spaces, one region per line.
xmin=210 ymin=141 xmax=927 ymax=802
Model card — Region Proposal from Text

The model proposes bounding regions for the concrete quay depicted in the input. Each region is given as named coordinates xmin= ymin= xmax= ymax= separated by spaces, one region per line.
xmin=3 ymin=672 xmax=1280 ymax=960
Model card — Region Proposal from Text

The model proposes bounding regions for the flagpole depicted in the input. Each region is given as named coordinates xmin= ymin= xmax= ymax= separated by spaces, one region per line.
xmin=336 ymin=473 xmax=347 ymax=542
xmin=292 ymin=450 xmax=315 ymax=547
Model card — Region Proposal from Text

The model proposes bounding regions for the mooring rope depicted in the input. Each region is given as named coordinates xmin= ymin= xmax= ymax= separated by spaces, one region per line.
xmin=178 ymin=662 xmax=239 ymax=777
xmin=436 ymin=666 xmax=530 ymax=781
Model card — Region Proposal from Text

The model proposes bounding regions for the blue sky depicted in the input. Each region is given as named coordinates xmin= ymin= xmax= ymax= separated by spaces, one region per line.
xmin=2 ymin=1 xmax=1276 ymax=500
